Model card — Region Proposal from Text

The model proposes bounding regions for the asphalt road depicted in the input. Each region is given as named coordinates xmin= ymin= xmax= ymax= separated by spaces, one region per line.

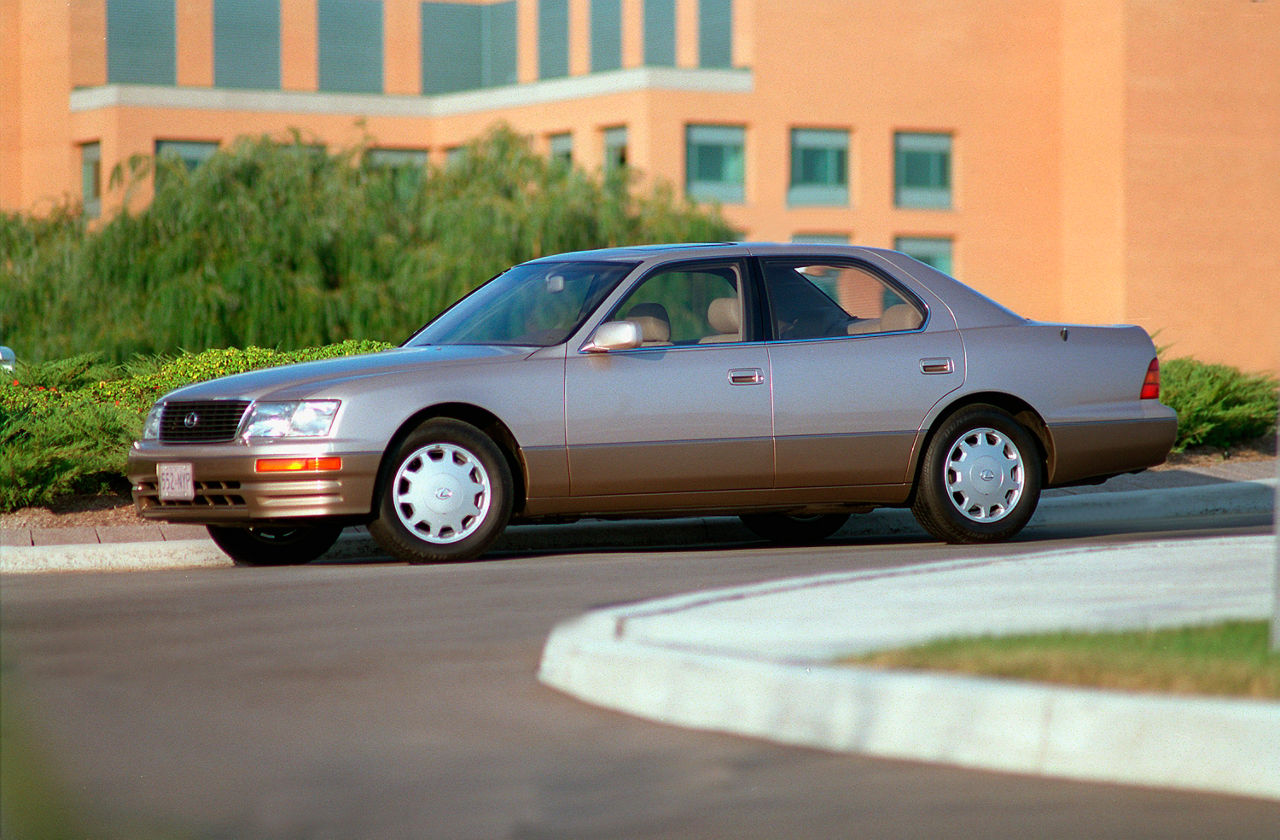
xmin=3 ymin=512 xmax=1277 ymax=839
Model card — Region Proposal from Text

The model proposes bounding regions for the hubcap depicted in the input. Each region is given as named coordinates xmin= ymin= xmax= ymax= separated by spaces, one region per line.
xmin=943 ymin=427 xmax=1024 ymax=523
xmin=392 ymin=443 xmax=491 ymax=544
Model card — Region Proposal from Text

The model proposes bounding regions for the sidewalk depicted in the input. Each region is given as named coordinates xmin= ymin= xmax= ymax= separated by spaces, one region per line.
xmin=538 ymin=534 xmax=1280 ymax=801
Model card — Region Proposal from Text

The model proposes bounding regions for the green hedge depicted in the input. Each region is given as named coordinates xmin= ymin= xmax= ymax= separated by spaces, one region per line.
xmin=1160 ymin=357 xmax=1278 ymax=451
xmin=0 ymin=341 xmax=391 ymax=510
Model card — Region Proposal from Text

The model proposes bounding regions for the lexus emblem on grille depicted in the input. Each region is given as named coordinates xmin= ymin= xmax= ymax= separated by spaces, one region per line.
xmin=184 ymin=412 xmax=200 ymax=429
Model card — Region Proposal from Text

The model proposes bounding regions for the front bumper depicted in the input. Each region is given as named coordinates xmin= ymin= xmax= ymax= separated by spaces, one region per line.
xmin=127 ymin=440 xmax=382 ymax=525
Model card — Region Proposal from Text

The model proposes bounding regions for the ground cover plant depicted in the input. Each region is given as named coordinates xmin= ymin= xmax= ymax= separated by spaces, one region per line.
xmin=1159 ymin=357 xmax=1278 ymax=451
xmin=848 ymin=620 xmax=1280 ymax=699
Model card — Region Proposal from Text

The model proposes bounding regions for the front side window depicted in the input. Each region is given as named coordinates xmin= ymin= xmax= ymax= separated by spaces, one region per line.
xmin=789 ymin=129 xmax=848 ymax=206
xmin=894 ymin=132 xmax=952 ymax=209
xmin=762 ymin=259 xmax=924 ymax=341
xmin=607 ymin=262 xmax=747 ymax=346
xmin=686 ymin=125 xmax=745 ymax=204
xmin=407 ymin=260 xmax=636 ymax=347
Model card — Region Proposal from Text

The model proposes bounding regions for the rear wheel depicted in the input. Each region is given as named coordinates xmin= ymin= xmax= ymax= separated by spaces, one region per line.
xmin=740 ymin=513 xmax=850 ymax=544
xmin=369 ymin=419 xmax=513 ymax=563
xmin=207 ymin=523 xmax=343 ymax=566
xmin=911 ymin=405 xmax=1042 ymax=543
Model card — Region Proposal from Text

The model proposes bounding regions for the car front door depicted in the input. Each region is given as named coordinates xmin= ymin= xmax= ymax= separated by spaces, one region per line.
xmin=564 ymin=259 xmax=773 ymax=499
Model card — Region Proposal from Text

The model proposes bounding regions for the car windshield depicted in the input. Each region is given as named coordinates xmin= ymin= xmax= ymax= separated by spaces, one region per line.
xmin=404 ymin=260 xmax=637 ymax=347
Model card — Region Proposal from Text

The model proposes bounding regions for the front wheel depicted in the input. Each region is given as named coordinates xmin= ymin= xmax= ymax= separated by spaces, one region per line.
xmin=740 ymin=513 xmax=850 ymax=544
xmin=207 ymin=523 xmax=343 ymax=566
xmin=369 ymin=419 xmax=513 ymax=563
xmin=911 ymin=406 xmax=1043 ymax=544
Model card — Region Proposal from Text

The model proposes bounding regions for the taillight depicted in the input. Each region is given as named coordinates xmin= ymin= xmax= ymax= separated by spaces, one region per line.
xmin=1140 ymin=357 xmax=1160 ymax=400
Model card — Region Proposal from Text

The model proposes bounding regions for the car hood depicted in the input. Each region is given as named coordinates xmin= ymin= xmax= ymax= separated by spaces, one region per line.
xmin=160 ymin=345 xmax=535 ymax=403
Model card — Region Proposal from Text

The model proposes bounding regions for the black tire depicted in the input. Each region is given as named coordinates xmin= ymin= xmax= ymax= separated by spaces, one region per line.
xmin=207 ymin=523 xmax=343 ymax=566
xmin=368 ymin=419 xmax=513 ymax=564
xmin=740 ymin=513 xmax=850 ymax=544
xmin=911 ymin=405 xmax=1043 ymax=543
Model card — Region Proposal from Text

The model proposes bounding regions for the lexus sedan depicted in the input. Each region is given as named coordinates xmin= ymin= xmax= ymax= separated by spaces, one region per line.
xmin=128 ymin=243 xmax=1177 ymax=565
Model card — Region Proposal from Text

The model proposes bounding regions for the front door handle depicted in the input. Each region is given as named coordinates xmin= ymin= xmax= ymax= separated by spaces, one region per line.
xmin=920 ymin=357 xmax=954 ymax=375
xmin=728 ymin=368 xmax=765 ymax=386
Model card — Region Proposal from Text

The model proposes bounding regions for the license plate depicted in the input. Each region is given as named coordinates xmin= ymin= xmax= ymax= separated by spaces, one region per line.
xmin=158 ymin=462 xmax=195 ymax=501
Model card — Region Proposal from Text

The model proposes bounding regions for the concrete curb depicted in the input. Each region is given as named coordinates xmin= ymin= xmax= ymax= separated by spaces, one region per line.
xmin=1 ymin=479 xmax=1274 ymax=573
xmin=538 ymin=536 xmax=1280 ymax=801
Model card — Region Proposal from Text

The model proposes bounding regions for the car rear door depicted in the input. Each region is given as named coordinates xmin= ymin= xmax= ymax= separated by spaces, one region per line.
xmin=761 ymin=256 xmax=964 ymax=489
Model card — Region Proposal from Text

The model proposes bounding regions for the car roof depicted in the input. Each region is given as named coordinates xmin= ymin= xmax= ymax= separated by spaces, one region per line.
xmin=526 ymin=242 xmax=899 ymax=263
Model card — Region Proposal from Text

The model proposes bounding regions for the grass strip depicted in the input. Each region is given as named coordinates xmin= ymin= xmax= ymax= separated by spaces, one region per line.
xmin=844 ymin=620 xmax=1280 ymax=699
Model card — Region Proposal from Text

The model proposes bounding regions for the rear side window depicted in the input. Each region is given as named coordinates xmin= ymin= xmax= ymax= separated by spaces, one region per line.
xmin=761 ymin=259 xmax=924 ymax=341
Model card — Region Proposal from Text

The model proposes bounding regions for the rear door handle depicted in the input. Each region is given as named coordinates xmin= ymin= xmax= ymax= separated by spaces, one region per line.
xmin=728 ymin=368 xmax=765 ymax=385
xmin=920 ymin=357 xmax=954 ymax=374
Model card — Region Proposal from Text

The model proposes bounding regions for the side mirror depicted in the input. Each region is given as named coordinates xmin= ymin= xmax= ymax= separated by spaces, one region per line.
xmin=583 ymin=320 xmax=643 ymax=353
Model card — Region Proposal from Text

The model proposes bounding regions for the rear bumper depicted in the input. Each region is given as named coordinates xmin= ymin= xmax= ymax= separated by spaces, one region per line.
xmin=1046 ymin=407 xmax=1178 ymax=486
xmin=127 ymin=441 xmax=381 ymax=525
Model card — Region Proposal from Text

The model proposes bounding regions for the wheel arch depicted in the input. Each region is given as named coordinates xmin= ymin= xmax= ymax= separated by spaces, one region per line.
xmin=910 ymin=392 xmax=1053 ymax=499
xmin=374 ymin=403 xmax=528 ymax=516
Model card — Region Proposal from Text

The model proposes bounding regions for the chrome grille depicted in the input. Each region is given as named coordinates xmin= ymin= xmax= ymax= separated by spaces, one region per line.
xmin=159 ymin=400 xmax=250 ymax=443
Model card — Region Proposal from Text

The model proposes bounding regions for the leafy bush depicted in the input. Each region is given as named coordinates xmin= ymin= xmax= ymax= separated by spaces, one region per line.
xmin=1161 ymin=357 xmax=1278 ymax=451
xmin=0 ymin=126 xmax=733 ymax=363
xmin=0 ymin=341 xmax=391 ymax=510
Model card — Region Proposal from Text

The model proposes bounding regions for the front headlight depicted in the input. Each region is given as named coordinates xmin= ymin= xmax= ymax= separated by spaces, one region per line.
xmin=141 ymin=404 xmax=164 ymax=440
xmin=241 ymin=400 xmax=340 ymax=439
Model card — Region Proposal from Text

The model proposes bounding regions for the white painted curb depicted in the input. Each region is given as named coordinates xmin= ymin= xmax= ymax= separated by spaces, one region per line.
xmin=538 ymin=537 xmax=1280 ymax=801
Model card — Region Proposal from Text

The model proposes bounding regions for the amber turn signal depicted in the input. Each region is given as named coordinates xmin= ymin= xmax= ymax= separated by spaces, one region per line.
xmin=255 ymin=457 xmax=343 ymax=473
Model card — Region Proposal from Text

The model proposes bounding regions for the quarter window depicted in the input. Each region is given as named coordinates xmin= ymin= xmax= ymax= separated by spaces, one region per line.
xmin=686 ymin=125 xmax=745 ymax=204
xmin=894 ymin=132 xmax=952 ymax=209
xmin=789 ymin=129 xmax=849 ymax=206
xmin=762 ymin=260 xmax=924 ymax=341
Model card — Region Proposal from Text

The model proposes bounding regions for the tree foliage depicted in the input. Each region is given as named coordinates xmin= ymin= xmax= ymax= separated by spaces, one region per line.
xmin=0 ymin=126 xmax=734 ymax=363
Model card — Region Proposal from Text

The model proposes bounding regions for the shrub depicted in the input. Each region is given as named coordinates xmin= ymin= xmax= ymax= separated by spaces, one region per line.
xmin=0 ymin=341 xmax=391 ymax=511
xmin=1160 ymin=357 xmax=1278 ymax=451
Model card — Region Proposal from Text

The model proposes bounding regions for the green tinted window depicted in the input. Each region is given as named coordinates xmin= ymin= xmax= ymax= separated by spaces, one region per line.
xmin=894 ymin=132 xmax=951 ymax=209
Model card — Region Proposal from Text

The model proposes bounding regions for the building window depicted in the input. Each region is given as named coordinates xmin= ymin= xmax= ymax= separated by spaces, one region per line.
xmin=422 ymin=1 xmax=516 ymax=94
xmin=603 ymin=126 xmax=628 ymax=173
xmin=107 ymin=0 xmax=176 ymax=84
xmin=155 ymin=140 xmax=218 ymax=172
xmin=894 ymin=132 xmax=951 ymax=209
xmin=788 ymin=129 xmax=849 ymax=206
xmin=895 ymin=236 xmax=954 ymax=275
xmin=81 ymin=142 xmax=102 ymax=219
xmin=214 ymin=0 xmax=281 ymax=90
xmin=590 ymin=0 xmax=622 ymax=72
xmin=319 ymin=0 xmax=383 ymax=93
xmin=549 ymin=133 xmax=573 ymax=168
xmin=644 ymin=0 xmax=676 ymax=66
xmin=699 ymin=0 xmax=733 ymax=68
xmin=792 ymin=233 xmax=850 ymax=245
xmin=366 ymin=148 xmax=428 ymax=168
xmin=366 ymin=148 xmax=428 ymax=198
xmin=539 ymin=0 xmax=570 ymax=80
xmin=686 ymin=125 xmax=745 ymax=204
